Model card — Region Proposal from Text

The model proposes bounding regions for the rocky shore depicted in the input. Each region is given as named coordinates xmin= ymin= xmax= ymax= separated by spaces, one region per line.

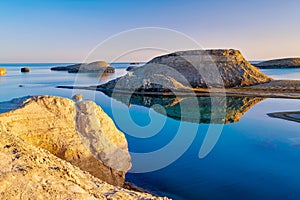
xmin=0 ymin=96 xmax=168 ymax=199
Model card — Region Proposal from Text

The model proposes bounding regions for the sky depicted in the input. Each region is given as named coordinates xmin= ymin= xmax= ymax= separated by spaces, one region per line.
xmin=0 ymin=0 xmax=300 ymax=62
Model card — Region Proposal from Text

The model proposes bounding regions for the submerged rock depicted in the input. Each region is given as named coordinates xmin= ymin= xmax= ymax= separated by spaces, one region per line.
xmin=99 ymin=49 xmax=272 ymax=92
xmin=0 ymin=95 xmax=130 ymax=186
xmin=0 ymin=67 xmax=7 ymax=76
xmin=21 ymin=67 xmax=30 ymax=72
xmin=254 ymin=58 xmax=300 ymax=68
xmin=51 ymin=61 xmax=115 ymax=73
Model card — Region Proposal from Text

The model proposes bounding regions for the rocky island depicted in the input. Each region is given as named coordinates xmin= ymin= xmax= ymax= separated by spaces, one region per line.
xmin=254 ymin=58 xmax=300 ymax=68
xmin=51 ymin=61 xmax=115 ymax=73
xmin=58 ymin=49 xmax=300 ymax=99
xmin=0 ymin=95 xmax=168 ymax=199
xmin=99 ymin=49 xmax=273 ymax=91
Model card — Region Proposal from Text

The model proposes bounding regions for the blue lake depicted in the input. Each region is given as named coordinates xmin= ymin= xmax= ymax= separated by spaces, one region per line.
xmin=0 ymin=64 xmax=300 ymax=200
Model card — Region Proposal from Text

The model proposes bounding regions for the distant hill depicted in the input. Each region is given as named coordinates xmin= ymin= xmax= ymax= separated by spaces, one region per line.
xmin=254 ymin=58 xmax=300 ymax=68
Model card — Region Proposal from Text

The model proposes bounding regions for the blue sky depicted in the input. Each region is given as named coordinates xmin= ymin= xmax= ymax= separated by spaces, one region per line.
xmin=0 ymin=0 xmax=299 ymax=62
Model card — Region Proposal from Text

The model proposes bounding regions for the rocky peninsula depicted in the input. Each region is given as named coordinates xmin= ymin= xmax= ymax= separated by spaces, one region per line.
xmin=0 ymin=95 xmax=168 ymax=199
xmin=254 ymin=58 xmax=300 ymax=68
xmin=51 ymin=61 xmax=115 ymax=73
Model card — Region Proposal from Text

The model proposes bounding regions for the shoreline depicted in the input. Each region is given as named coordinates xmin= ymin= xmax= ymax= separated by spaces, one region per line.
xmin=57 ymin=80 xmax=300 ymax=99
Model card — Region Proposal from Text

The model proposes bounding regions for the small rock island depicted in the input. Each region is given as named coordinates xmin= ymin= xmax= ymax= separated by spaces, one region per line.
xmin=254 ymin=58 xmax=300 ymax=68
xmin=51 ymin=61 xmax=115 ymax=73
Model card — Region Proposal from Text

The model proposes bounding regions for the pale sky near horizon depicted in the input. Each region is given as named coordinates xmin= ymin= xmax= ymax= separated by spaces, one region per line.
xmin=0 ymin=0 xmax=299 ymax=63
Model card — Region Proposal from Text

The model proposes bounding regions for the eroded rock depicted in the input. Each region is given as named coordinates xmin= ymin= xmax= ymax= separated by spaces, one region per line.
xmin=0 ymin=95 xmax=130 ymax=186
xmin=0 ymin=128 xmax=167 ymax=199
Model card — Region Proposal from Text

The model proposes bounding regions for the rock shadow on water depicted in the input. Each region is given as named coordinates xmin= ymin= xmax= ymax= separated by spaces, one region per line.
xmin=101 ymin=90 xmax=264 ymax=124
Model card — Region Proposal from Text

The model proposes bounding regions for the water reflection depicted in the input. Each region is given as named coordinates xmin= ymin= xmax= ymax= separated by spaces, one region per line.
xmin=268 ymin=111 xmax=300 ymax=123
xmin=101 ymin=91 xmax=264 ymax=124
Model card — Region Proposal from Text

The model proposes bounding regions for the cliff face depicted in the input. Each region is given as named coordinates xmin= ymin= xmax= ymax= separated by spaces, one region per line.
xmin=0 ymin=96 xmax=130 ymax=186
xmin=254 ymin=58 xmax=300 ymax=68
xmin=99 ymin=49 xmax=272 ymax=91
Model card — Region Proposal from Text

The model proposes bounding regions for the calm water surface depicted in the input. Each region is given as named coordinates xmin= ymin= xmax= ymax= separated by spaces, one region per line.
xmin=0 ymin=64 xmax=300 ymax=200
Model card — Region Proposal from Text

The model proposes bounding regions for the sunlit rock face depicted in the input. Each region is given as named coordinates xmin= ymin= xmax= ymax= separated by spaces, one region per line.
xmin=0 ymin=95 xmax=131 ymax=186
xmin=254 ymin=58 xmax=300 ymax=68
xmin=75 ymin=100 xmax=131 ymax=172
xmin=99 ymin=49 xmax=272 ymax=92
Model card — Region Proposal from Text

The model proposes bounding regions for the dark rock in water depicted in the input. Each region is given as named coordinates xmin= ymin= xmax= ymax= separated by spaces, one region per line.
xmin=21 ymin=67 xmax=30 ymax=73
xmin=126 ymin=66 xmax=139 ymax=71
xmin=99 ymin=49 xmax=272 ymax=91
xmin=51 ymin=61 xmax=115 ymax=73
xmin=0 ymin=67 xmax=7 ymax=76
xmin=130 ymin=62 xmax=140 ymax=65
xmin=254 ymin=58 xmax=300 ymax=68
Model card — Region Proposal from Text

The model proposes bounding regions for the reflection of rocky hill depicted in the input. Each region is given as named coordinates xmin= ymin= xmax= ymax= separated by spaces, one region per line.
xmin=104 ymin=91 xmax=264 ymax=124
xmin=268 ymin=111 xmax=300 ymax=123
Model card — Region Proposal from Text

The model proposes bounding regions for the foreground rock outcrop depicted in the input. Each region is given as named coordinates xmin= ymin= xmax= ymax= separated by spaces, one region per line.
xmin=51 ymin=61 xmax=115 ymax=73
xmin=99 ymin=49 xmax=272 ymax=92
xmin=254 ymin=58 xmax=300 ymax=68
xmin=0 ymin=126 xmax=166 ymax=199
xmin=0 ymin=96 xmax=130 ymax=186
